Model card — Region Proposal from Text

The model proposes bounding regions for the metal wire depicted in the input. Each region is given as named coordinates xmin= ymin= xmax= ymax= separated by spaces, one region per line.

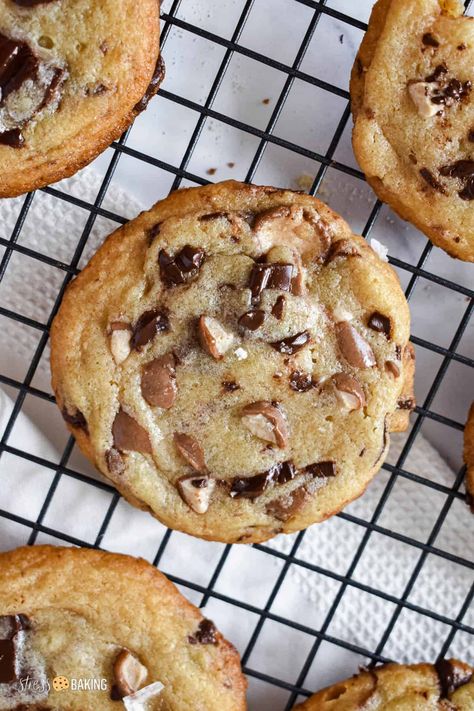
xmin=0 ymin=1 xmax=473 ymax=707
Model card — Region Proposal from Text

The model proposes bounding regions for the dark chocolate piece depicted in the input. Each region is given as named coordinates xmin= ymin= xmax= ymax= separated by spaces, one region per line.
xmin=435 ymin=658 xmax=473 ymax=698
xmin=131 ymin=309 xmax=169 ymax=350
xmin=0 ymin=614 xmax=30 ymax=684
xmin=397 ymin=397 xmax=415 ymax=411
xmin=0 ymin=128 xmax=24 ymax=147
xmin=222 ymin=380 xmax=240 ymax=393
xmin=305 ymin=461 xmax=336 ymax=478
xmin=367 ymin=311 xmax=391 ymax=338
xmin=134 ymin=55 xmax=165 ymax=113
xmin=439 ymin=160 xmax=474 ymax=179
xmin=238 ymin=309 xmax=265 ymax=330
xmin=425 ymin=63 xmax=448 ymax=82
xmin=248 ymin=262 xmax=294 ymax=301
xmin=271 ymin=331 xmax=310 ymax=355
xmin=422 ymin=33 xmax=439 ymax=47
xmin=289 ymin=371 xmax=313 ymax=392
xmin=159 ymin=245 xmax=204 ymax=287
xmin=468 ymin=129 xmax=474 ymax=142
xmin=188 ymin=619 xmax=217 ymax=645
xmin=61 ymin=406 xmax=88 ymax=433
xmin=459 ymin=177 xmax=474 ymax=200
xmin=230 ymin=460 xmax=295 ymax=499
xmin=271 ymin=295 xmax=285 ymax=320
xmin=419 ymin=168 xmax=446 ymax=194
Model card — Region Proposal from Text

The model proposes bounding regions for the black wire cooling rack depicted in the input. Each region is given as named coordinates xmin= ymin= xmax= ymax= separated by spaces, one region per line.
xmin=0 ymin=1 xmax=473 ymax=708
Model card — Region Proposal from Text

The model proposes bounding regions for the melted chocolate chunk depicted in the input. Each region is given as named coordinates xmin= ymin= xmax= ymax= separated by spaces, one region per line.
xmin=435 ymin=659 xmax=473 ymax=698
xmin=271 ymin=331 xmax=310 ymax=355
xmin=188 ymin=619 xmax=217 ymax=645
xmin=397 ymin=397 xmax=415 ymax=410
xmin=422 ymin=33 xmax=439 ymax=47
xmin=419 ymin=168 xmax=446 ymax=194
xmin=367 ymin=311 xmax=391 ymax=338
xmin=0 ymin=34 xmax=37 ymax=103
xmin=271 ymin=295 xmax=285 ymax=320
xmin=289 ymin=371 xmax=314 ymax=392
xmin=222 ymin=380 xmax=240 ymax=393
xmin=425 ymin=63 xmax=447 ymax=82
xmin=325 ymin=239 xmax=361 ymax=263
xmin=230 ymin=461 xmax=295 ymax=498
xmin=61 ymin=406 xmax=88 ymax=432
xmin=134 ymin=55 xmax=165 ymax=113
xmin=440 ymin=160 xmax=474 ymax=179
xmin=159 ymin=245 xmax=204 ymax=287
xmin=459 ymin=177 xmax=474 ymax=200
xmin=305 ymin=461 xmax=336 ymax=478
xmin=131 ymin=309 xmax=169 ymax=350
xmin=147 ymin=222 xmax=161 ymax=245
xmin=0 ymin=128 xmax=24 ymax=147
xmin=238 ymin=309 xmax=265 ymax=330
xmin=248 ymin=262 xmax=294 ymax=301
xmin=0 ymin=614 xmax=30 ymax=684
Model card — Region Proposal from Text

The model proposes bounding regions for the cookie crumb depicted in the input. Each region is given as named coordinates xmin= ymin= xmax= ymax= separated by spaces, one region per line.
xmin=206 ymin=168 xmax=217 ymax=176
xmin=262 ymin=98 xmax=270 ymax=105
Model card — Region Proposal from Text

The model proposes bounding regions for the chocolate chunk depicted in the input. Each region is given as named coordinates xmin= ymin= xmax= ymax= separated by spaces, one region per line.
xmin=0 ymin=128 xmax=24 ymax=147
xmin=188 ymin=619 xmax=217 ymax=645
xmin=134 ymin=55 xmax=165 ymax=113
xmin=468 ymin=129 xmax=474 ymax=142
xmin=422 ymin=33 xmax=439 ymax=47
xmin=241 ymin=401 xmax=289 ymax=448
xmin=131 ymin=309 xmax=169 ymax=350
xmin=147 ymin=222 xmax=161 ymax=245
xmin=230 ymin=460 xmax=295 ymax=498
xmin=61 ymin=406 xmax=88 ymax=433
xmin=367 ymin=311 xmax=391 ymax=338
xmin=332 ymin=372 xmax=366 ymax=411
xmin=178 ymin=476 xmax=215 ymax=514
xmin=289 ymin=371 xmax=314 ymax=392
xmin=305 ymin=461 xmax=336 ymax=478
xmin=419 ymin=168 xmax=446 ymax=194
xmin=325 ymin=238 xmax=361 ymax=263
xmin=174 ymin=432 xmax=206 ymax=472
xmin=198 ymin=315 xmax=234 ymax=360
xmin=112 ymin=648 xmax=148 ymax=699
xmin=397 ymin=397 xmax=415 ymax=410
xmin=112 ymin=408 xmax=152 ymax=454
xmin=248 ymin=262 xmax=294 ymax=301
xmin=271 ymin=331 xmax=310 ymax=355
xmin=459 ymin=177 xmax=474 ymax=200
xmin=105 ymin=447 xmax=125 ymax=476
xmin=0 ymin=614 xmax=29 ymax=684
xmin=425 ymin=63 xmax=447 ymax=82
xmin=440 ymin=160 xmax=474 ymax=179
xmin=435 ymin=659 xmax=473 ymax=698
xmin=159 ymin=245 xmax=204 ymax=287
xmin=266 ymin=486 xmax=308 ymax=521
xmin=272 ymin=295 xmax=285 ymax=320
xmin=336 ymin=322 xmax=376 ymax=369
xmin=222 ymin=380 xmax=240 ymax=393
xmin=238 ymin=309 xmax=265 ymax=330
xmin=141 ymin=353 xmax=177 ymax=408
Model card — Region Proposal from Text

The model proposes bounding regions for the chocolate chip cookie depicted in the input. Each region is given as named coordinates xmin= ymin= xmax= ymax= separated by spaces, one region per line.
xmin=0 ymin=0 xmax=162 ymax=197
xmin=50 ymin=180 xmax=414 ymax=544
xmin=351 ymin=0 xmax=474 ymax=261
xmin=0 ymin=545 xmax=246 ymax=710
xmin=295 ymin=659 xmax=474 ymax=710
xmin=464 ymin=402 xmax=474 ymax=512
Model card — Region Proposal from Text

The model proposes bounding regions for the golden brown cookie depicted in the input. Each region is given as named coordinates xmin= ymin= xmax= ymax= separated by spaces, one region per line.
xmin=0 ymin=0 xmax=162 ymax=197
xmin=50 ymin=180 xmax=413 ymax=544
xmin=351 ymin=0 xmax=474 ymax=261
xmin=294 ymin=660 xmax=474 ymax=710
xmin=464 ymin=401 xmax=474 ymax=511
xmin=0 ymin=545 xmax=246 ymax=710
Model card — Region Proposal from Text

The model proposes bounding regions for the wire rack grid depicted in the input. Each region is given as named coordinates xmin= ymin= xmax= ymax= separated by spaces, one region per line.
xmin=0 ymin=0 xmax=473 ymax=709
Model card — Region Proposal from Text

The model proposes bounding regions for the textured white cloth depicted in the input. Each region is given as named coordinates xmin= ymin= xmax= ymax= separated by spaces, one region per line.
xmin=0 ymin=167 xmax=472 ymax=711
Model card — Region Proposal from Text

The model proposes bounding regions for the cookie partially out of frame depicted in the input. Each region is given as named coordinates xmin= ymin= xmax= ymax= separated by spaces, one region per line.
xmin=0 ymin=545 xmax=246 ymax=710
xmin=294 ymin=660 xmax=474 ymax=710
xmin=0 ymin=0 xmax=162 ymax=198
xmin=464 ymin=402 xmax=474 ymax=511
xmin=351 ymin=0 xmax=474 ymax=262
xmin=50 ymin=180 xmax=414 ymax=544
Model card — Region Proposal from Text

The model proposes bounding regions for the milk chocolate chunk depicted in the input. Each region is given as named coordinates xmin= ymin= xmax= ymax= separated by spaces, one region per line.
xmin=384 ymin=360 xmax=400 ymax=378
xmin=419 ymin=168 xmax=446 ymax=193
xmin=158 ymin=245 xmax=204 ymax=287
xmin=435 ymin=659 xmax=472 ymax=698
xmin=238 ymin=309 xmax=265 ymax=330
xmin=112 ymin=649 xmax=148 ymax=700
xmin=188 ymin=619 xmax=217 ymax=645
xmin=271 ymin=330 xmax=310 ymax=355
xmin=332 ymin=373 xmax=365 ymax=411
xmin=134 ymin=54 xmax=165 ymax=113
xmin=336 ymin=322 xmax=376 ymax=369
xmin=198 ymin=315 xmax=234 ymax=360
xmin=289 ymin=371 xmax=314 ymax=392
xmin=178 ymin=476 xmax=215 ymax=514
xmin=62 ymin=406 xmax=88 ymax=432
xmin=325 ymin=238 xmax=361 ymax=263
xmin=422 ymin=32 xmax=439 ymax=47
xmin=241 ymin=401 xmax=289 ymax=448
xmin=174 ymin=432 xmax=206 ymax=472
xmin=112 ymin=408 xmax=152 ymax=454
xmin=272 ymin=295 xmax=285 ymax=320
xmin=266 ymin=486 xmax=308 ymax=521
xmin=141 ymin=353 xmax=177 ymax=408
xmin=131 ymin=310 xmax=169 ymax=350
xmin=367 ymin=311 xmax=391 ymax=338
xmin=305 ymin=461 xmax=336 ymax=478
xmin=105 ymin=447 xmax=125 ymax=476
